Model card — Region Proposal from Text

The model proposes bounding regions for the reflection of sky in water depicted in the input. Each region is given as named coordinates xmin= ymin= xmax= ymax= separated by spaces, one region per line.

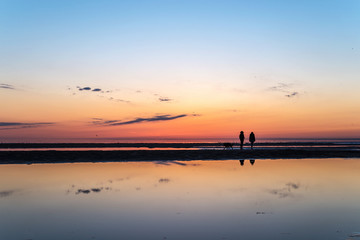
xmin=0 ymin=159 xmax=360 ymax=240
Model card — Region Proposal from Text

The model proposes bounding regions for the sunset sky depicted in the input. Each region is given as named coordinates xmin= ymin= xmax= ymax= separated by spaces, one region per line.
xmin=1 ymin=0 xmax=360 ymax=141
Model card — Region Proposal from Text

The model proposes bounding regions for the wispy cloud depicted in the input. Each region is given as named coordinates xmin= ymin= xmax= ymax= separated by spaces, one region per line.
xmin=92 ymin=114 xmax=193 ymax=126
xmin=0 ymin=83 xmax=15 ymax=90
xmin=77 ymin=86 xmax=92 ymax=91
xmin=159 ymin=97 xmax=173 ymax=102
xmin=268 ymin=83 xmax=301 ymax=98
xmin=268 ymin=83 xmax=292 ymax=92
xmin=76 ymin=188 xmax=103 ymax=195
xmin=285 ymin=92 xmax=299 ymax=98
xmin=0 ymin=122 xmax=55 ymax=130
xmin=108 ymin=97 xmax=131 ymax=104
xmin=91 ymin=118 xmax=103 ymax=121
xmin=70 ymin=86 xmax=131 ymax=103
xmin=232 ymin=88 xmax=246 ymax=93
xmin=71 ymin=86 xmax=177 ymax=104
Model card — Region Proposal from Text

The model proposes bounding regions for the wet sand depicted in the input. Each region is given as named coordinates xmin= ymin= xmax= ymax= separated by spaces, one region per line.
xmin=1 ymin=148 xmax=360 ymax=164
xmin=0 ymin=142 xmax=355 ymax=148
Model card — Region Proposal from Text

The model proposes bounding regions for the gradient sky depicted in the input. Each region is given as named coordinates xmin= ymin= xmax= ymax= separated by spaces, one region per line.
xmin=1 ymin=0 xmax=360 ymax=141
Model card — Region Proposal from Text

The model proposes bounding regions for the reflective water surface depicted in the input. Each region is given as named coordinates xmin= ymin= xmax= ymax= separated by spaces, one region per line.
xmin=1 ymin=159 xmax=360 ymax=240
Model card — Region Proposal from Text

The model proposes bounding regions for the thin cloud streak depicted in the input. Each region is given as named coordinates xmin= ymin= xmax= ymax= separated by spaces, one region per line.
xmin=78 ymin=86 xmax=92 ymax=91
xmin=285 ymin=92 xmax=299 ymax=98
xmin=268 ymin=83 xmax=301 ymax=98
xmin=71 ymin=86 xmax=131 ymax=103
xmin=159 ymin=97 xmax=173 ymax=102
xmin=0 ymin=83 xmax=15 ymax=90
xmin=92 ymin=114 xmax=190 ymax=126
xmin=268 ymin=83 xmax=291 ymax=92
xmin=108 ymin=97 xmax=131 ymax=103
xmin=0 ymin=122 xmax=55 ymax=130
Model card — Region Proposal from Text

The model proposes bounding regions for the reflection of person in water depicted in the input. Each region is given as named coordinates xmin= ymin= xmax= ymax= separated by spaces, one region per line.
xmin=239 ymin=160 xmax=244 ymax=166
xmin=239 ymin=131 xmax=245 ymax=150
xmin=249 ymin=132 xmax=256 ymax=150
xmin=250 ymin=159 xmax=255 ymax=165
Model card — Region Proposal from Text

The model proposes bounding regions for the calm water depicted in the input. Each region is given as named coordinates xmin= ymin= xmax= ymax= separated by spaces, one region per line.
xmin=1 ymin=159 xmax=360 ymax=240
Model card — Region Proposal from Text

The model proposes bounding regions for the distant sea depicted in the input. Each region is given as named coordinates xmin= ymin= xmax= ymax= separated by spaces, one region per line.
xmin=1 ymin=137 xmax=360 ymax=144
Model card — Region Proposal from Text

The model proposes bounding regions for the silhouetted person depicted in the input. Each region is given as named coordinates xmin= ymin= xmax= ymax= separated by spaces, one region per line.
xmin=249 ymin=132 xmax=256 ymax=150
xmin=239 ymin=159 xmax=244 ymax=166
xmin=239 ymin=131 xmax=245 ymax=150
xmin=250 ymin=159 xmax=255 ymax=165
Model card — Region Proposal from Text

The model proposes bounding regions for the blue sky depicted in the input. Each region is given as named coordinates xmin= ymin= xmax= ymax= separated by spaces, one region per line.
xmin=1 ymin=0 xmax=360 ymax=140
xmin=2 ymin=0 xmax=359 ymax=89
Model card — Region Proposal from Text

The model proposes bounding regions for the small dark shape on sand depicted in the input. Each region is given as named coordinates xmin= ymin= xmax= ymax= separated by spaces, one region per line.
xmin=159 ymin=178 xmax=170 ymax=183
xmin=223 ymin=143 xmax=233 ymax=149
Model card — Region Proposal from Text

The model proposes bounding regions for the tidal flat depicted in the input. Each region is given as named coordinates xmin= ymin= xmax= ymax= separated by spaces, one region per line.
xmin=1 ymin=159 xmax=360 ymax=240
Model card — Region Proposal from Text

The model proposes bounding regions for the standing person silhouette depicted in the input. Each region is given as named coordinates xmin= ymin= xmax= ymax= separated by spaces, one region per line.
xmin=249 ymin=132 xmax=256 ymax=150
xmin=239 ymin=131 xmax=245 ymax=150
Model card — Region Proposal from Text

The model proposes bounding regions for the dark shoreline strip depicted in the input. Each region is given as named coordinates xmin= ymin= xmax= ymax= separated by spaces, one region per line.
xmin=1 ymin=149 xmax=360 ymax=164
xmin=0 ymin=142 xmax=357 ymax=149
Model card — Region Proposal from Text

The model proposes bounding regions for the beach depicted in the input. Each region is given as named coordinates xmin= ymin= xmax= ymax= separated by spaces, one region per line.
xmin=1 ymin=142 xmax=360 ymax=164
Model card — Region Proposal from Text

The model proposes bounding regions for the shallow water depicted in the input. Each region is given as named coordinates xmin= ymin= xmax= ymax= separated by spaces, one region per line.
xmin=1 ymin=159 xmax=360 ymax=240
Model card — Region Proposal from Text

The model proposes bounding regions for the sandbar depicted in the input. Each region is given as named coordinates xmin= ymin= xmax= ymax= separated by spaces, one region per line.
xmin=1 ymin=148 xmax=360 ymax=164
